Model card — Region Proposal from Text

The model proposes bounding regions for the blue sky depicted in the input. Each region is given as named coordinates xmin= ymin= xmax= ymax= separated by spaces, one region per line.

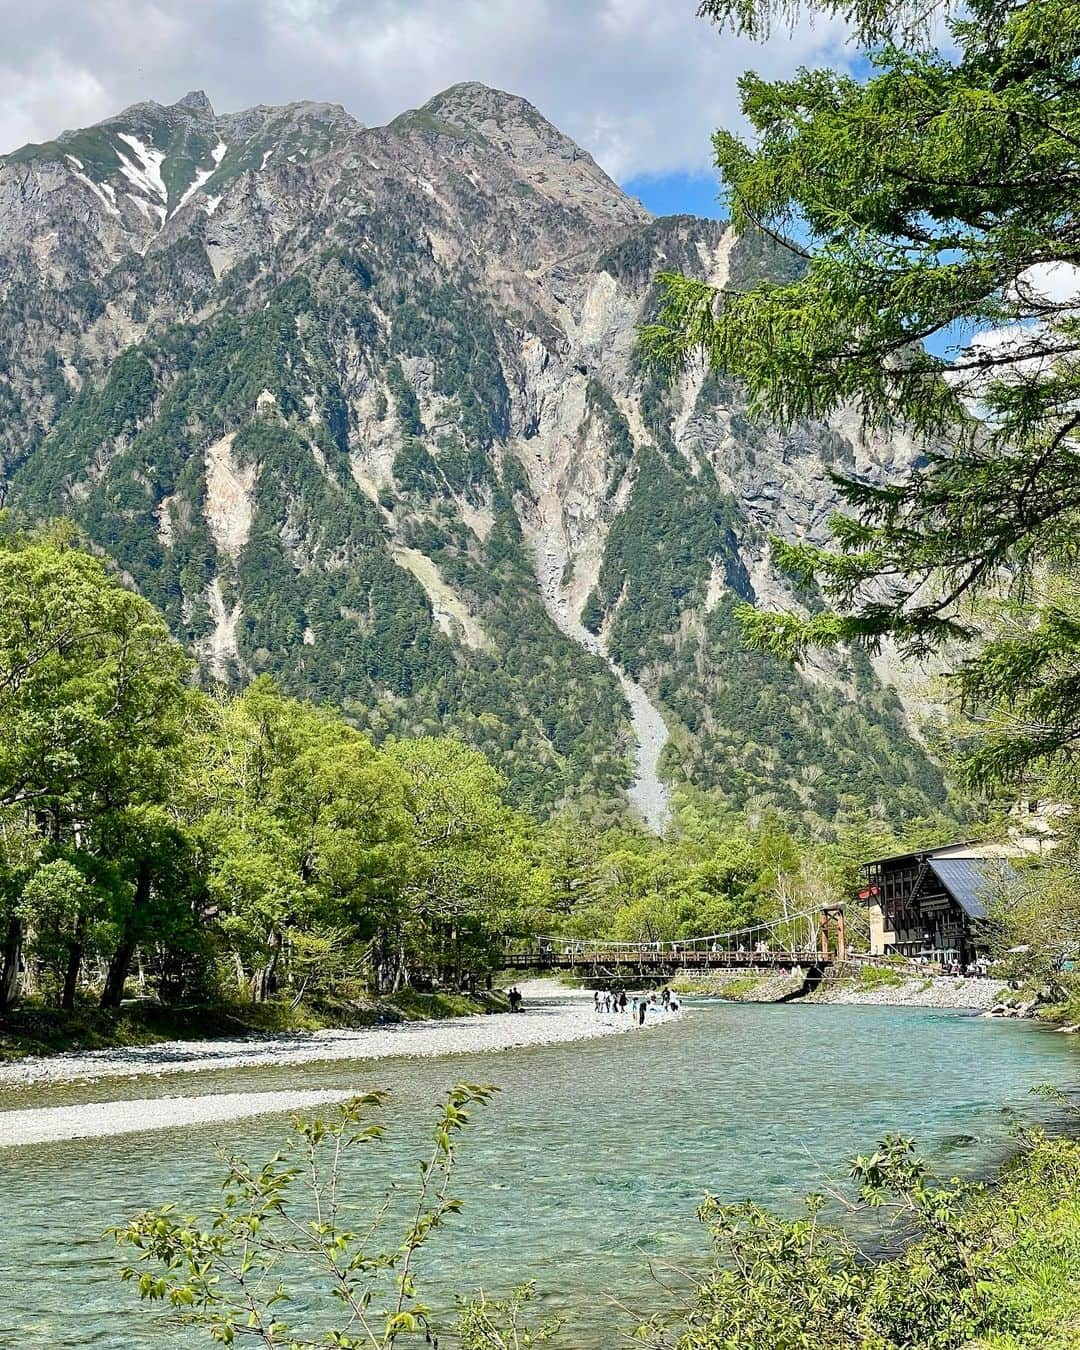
xmin=622 ymin=171 xmax=727 ymax=220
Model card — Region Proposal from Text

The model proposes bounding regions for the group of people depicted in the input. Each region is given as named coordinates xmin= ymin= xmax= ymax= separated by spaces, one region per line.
xmin=506 ymin=986 xmax=525 ymax=1012
xmin=593 ymin=985 xmax=680 ymax=1025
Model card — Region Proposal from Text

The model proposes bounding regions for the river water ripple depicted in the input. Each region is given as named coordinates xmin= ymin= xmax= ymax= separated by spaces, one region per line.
xmin=1 ymin=998 xmax=1077 ymax=1346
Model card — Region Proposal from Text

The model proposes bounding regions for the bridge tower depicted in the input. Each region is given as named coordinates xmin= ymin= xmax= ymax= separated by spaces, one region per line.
xmin=817 ymin=905 xmax=846 ymax=961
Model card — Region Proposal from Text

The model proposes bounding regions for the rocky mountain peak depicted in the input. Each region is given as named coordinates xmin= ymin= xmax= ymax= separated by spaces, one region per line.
xmin=175 ymin=90 xmax=214 ymax=115
xmin=389 ymin=81 xmax=647 ymax=240
xmin=419 ymin=81 xmax=602 ymax=166
xmin=0 ymin=83 xmax=946 ymax=831
xmin=422 ymin=81 xmax=549 ymax=127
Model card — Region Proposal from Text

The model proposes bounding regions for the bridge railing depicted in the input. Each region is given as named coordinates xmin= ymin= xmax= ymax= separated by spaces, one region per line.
xmin=503 ymin=945 xmax=820 ymax=968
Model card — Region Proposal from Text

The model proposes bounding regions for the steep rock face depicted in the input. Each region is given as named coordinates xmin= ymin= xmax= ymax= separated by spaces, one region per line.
xmin=0 ymin=84 xmax=945 ymax=828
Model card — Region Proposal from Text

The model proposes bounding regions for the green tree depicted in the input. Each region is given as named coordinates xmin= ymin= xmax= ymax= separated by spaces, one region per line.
xmin=192 ymin=678 xmax=407 ymax=1001
xmin=97 ymin=806 xmax=206 ymax=1008
xmin=644 ymin=0 xmax=1080 ymax=789
xmin=18 ymin=856 xmax=110 ymax=1010
xmin=385 ymin=738 xmax=546 ymax=992
xmin=539 ymin=813 xmax=604 ymax=917
xmin=0 ymin=521 xmax=194 ymax=1008
xmin=575 ymin=833 xmax=774 ymax=945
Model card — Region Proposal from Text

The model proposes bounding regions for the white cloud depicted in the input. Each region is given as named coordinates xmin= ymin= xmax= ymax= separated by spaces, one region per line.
xmin=0 ymin=0 xmax=854 ymax=179
xmin=1010 ymin=262 xmax=1080 ymax=309
xmin=946 ymin=264 xmax=1080 ymax=402
xmin=0 ymin=56 xmax=112 ymax=149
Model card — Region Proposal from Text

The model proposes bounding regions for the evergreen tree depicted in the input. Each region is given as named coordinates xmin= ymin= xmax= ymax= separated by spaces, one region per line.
xmin=645 ymin=0 xmax=1080 ymax=786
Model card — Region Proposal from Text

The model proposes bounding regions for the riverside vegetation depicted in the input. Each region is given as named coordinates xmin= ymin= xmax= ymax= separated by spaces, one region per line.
xmin=6 ymin=0 xmax=1080 ymax=1344
xmin=0 ymin=520 xmax=982 ymax=1052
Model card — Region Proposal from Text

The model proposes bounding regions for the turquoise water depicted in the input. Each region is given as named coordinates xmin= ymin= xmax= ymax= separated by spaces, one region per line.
xmin=1 ymin=998 xmax=1077 ymax=1346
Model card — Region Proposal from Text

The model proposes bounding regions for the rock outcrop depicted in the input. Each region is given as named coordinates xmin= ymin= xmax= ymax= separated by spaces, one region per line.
xmin=0 ymin=85 xmax=947 ymax=825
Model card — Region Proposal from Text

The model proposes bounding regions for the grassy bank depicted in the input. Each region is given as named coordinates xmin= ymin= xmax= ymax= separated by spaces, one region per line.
xmin=967 ymin=1134 xmax=1080 ymax=1348
xmin=0 ymin=989 xmax=509 ymax=1062
xmin=671 ymin=968 xmax=805 ymax=1001
xmin=648 ymin=1127 xmax=1080 ymax=1350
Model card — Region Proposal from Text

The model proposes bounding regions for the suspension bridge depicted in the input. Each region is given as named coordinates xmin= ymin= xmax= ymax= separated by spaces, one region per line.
xmin=505 ymin=904 xmax=867 ymax=978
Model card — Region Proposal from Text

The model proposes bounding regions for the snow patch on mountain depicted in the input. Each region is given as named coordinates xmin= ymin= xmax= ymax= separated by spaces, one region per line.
xmin=65 ymin=155 xmax=120 ymax=217
xmin=115 ymin=133 xmax=167 ymax=203
xmin=174 ymin=140 xmax=228 ymax=213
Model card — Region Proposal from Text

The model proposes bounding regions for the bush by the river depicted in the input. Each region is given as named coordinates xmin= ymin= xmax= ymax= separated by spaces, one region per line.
xmin=113 ymin=1087 xmax=1080 ymax=1350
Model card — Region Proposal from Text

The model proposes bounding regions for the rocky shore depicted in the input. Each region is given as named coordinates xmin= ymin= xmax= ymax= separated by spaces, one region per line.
xmin=0 ymin=980 xmax=676 ymax=1098
xmin=809 ymin=974 xmax=1007 ymax=1011
xmin=982 ymin=988 xmax=1080 ymax=1031
xmin=676 ymin=966 xmax=1009 ymax=1011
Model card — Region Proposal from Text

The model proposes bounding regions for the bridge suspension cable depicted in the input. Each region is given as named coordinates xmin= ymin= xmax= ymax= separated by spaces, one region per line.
xmin=533 ymin=904 xmax=832 ymax=957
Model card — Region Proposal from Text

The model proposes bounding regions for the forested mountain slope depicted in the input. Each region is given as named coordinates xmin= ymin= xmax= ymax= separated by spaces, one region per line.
xmin=0 ymin=83 xmax=946 ymax=827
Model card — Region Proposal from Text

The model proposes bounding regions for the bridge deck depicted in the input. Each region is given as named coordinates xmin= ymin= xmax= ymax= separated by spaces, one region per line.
xmin=504 ymin=948 xmax=825 ymax=972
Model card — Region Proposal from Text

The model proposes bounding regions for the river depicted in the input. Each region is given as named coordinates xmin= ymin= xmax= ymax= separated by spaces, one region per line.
xmin=1 ymin=997 xmax=1077 ymax=1346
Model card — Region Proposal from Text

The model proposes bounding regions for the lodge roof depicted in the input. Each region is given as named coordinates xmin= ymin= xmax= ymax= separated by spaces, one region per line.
xmin=860 ymin=843 xmax=1024 ymax=920
xmin=923 ymin=856 xmax=1019 ymax=919
xmin=860 ymin=840 xmax=982 ymax=868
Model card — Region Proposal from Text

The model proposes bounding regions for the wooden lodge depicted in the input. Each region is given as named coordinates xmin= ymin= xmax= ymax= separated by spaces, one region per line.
xmin=859 ymin=842 xmax=1022 ymax=968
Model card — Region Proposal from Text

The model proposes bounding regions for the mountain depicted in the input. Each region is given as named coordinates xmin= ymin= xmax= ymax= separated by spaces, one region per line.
xmin=0 ymin=84 xmax=947 ymax=829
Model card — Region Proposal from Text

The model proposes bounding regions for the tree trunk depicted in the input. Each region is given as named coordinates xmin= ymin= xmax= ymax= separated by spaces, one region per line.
xmin=100 ymin=861 xmax=151 ymax=1009
xmin=0 ymin=916 xmax=23 ymax=1010
xmin=390 ymin=941 xmax=408 ymax=993
xmin=100 ymin=938 xmax=137 ymax=1008
xmin=62 ymin=914 xmax=88 ymax=1011
xmin=251 ymin=932 xmax=282 ymax=1003
xmin=233 ymin=950 xmax=247 ymax=998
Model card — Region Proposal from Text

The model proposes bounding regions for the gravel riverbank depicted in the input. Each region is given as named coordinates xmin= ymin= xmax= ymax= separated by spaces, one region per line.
xmin=809 ymin=975 xmax=1007 ymax=1010
xmin=0 ymin=1089 xmax=360 ymax=1148
xmin=0 ymin=984 xmax=678 ymax=1146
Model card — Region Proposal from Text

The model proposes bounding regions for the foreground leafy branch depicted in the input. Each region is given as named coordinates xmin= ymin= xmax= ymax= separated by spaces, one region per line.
xmin=110 ymin=1083 xmax=553 ymax=1349
xmin=636 ymin=1127 xmax=1080 ymax=1350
